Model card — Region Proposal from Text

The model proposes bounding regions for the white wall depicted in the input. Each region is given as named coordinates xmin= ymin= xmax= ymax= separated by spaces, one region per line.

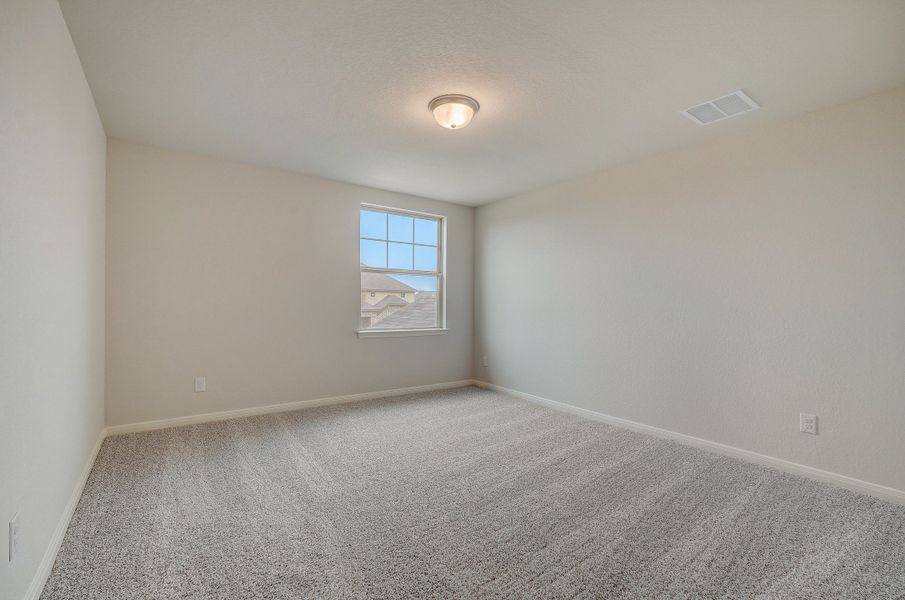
xmin=475 ymin=86 xmax=905 ymax=492
xmin=0 ymin=1 xmax=107 ymax=598
xmin=105 ymin=140 xmax=473 ymax=426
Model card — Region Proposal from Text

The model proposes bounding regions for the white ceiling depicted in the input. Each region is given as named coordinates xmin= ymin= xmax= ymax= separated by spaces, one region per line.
xmin=59 ymin=1 xmax=905 ymax=206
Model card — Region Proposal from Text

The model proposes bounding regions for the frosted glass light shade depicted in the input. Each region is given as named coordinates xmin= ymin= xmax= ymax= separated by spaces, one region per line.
xmin=429 ymin=95 xmax=479 ymax=130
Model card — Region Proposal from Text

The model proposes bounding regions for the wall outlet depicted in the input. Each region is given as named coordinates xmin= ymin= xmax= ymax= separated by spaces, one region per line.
xmin=482 ymin=355 xmax=489 ymax=367
xmin=799 ymin=413 xmax=818 ymax=435
xmin=9 ymin=512 xmax=20 ymax=562
xmin=194 ymin=376 xmax=206 ymax=393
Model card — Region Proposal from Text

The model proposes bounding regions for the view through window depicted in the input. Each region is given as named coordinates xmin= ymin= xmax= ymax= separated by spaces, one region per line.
xmin=359 ymin=206 xmax=443 ymax=331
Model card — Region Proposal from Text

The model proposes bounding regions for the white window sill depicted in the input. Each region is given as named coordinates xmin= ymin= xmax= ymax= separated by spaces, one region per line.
xmin=357 ymin=328 xmax=448 ymax=338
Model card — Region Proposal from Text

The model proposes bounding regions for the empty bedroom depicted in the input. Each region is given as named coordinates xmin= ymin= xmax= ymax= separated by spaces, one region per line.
xmin=3 ymin=0 xmax=905 ymax=598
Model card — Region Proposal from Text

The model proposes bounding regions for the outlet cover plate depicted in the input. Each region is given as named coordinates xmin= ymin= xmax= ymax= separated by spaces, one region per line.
xmin=799 ymin=413 xmax=818 ymax=435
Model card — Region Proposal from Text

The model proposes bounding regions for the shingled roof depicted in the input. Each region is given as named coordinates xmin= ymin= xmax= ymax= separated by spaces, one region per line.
xmin=361 ymin=272 xmax=417 ymax=293
xmin=374 ymin=292 xmax=438 ymax=329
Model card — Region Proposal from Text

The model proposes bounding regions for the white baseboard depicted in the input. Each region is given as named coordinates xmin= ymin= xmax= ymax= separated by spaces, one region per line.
xmin=105 ymin=380 xmax=475 ymax=436
xmin=472 ymin=380 xmax=905 ymax=506
xmin=26 ymin=378 xmax=900 ymax=600
xmin=23 ymin=429 xmax=106 ymax=600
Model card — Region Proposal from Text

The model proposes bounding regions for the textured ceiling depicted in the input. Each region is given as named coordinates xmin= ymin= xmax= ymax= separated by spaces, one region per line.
xmin=59 ymin=1 xmax=905 ymax=205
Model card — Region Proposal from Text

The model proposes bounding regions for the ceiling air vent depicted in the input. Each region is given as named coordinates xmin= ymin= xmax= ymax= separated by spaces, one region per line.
xmin=681 ymin=90 xmax=759 ymax=126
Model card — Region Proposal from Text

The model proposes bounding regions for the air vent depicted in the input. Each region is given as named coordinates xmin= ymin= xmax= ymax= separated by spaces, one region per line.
xmin=681 ymin=90 xmax=759 ymax=126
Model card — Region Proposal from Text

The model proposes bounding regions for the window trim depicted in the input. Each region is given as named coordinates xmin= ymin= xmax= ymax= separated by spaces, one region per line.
xmin=358 ymin=203 xmax=447 ymax=336
xmin=357 ymin=327 xmax=448 ymax=338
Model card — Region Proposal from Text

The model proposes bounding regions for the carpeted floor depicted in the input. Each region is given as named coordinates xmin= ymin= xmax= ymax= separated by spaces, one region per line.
xmin=42 ymin=386 xmax=905 ymax=599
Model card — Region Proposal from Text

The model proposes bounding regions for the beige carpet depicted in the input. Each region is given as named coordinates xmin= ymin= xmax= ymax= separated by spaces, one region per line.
xmin=42 ymin=386 xmax=905 ymax=599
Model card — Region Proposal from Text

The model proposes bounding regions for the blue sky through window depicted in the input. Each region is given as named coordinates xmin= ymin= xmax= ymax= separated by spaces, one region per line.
xmin=388 ymin=214 xmax=413 ymax=242
xmin=360 ymin=209 xmax=437 ymax=270
xmin=360 ymin=239 xmax=386 ymax=267
xmin=388 ymin=242 xmax=413 ymax=270
xmin=392 ymin=274 xmax=437 ymax=291
xmin=414 ymin=218 xmax=437 ymax=245
xmin=414 ymin=245 xmax=437 ymax=271
xmin=360 ymin=210 xmax=386 ymax=239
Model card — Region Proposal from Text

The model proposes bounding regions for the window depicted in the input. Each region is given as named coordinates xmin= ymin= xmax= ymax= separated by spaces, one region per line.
xmin=359 ymin=205 xmax=444 ymax=335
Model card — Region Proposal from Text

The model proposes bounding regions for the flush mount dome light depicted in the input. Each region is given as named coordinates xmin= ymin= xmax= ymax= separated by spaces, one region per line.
xmin=429 ymin=94 xmax=479 ymax=130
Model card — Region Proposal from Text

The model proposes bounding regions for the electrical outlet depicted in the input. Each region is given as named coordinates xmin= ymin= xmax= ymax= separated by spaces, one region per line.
xmin=799 ymin=413 xmax=817 ymax=435
xmin=482 ymin=355 xmax=488 ymax=367
xmin=9 ymin=512 xmax=20 ymax=562
xmin=194 ymin=376 xmax=206 ymax=393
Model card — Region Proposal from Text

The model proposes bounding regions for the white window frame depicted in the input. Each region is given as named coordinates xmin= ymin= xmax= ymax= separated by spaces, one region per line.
xmin=357 ymin=203 xmax=447 ymax=338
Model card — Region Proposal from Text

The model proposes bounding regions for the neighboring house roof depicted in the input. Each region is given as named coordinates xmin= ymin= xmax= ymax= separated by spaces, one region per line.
xmin=361 ymin=295 xmax=407 ymax=312
xmin=361 ymin=271 xmax=417 ymax=293
xmin=374 ymin=292 xmax=437 ymax=329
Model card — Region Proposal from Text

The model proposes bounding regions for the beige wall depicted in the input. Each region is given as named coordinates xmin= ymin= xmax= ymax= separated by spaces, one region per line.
xmin=106 ymin=140 xmax=473 ymax=426
xmin=0 ymin=1 xmax=107 ymax=598
xmin=474 ymin=86 xmax=905 ymax=491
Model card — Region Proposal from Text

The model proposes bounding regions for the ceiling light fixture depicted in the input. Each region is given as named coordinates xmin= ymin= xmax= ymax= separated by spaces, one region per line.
xmin=429 ymin=94 xmax=479 ymax=130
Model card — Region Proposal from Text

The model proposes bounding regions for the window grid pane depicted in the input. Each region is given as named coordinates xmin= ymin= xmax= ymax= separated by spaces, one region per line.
xmin=414 ymin=218 xmax=438 ymax=246
xmin=414 ymin=245 xmax=437 ymax=272
xmin=360 ymin=207 xmax=443 ymax=331
xmin=360 ymin=210 xmax=387 ymax=240
xmin=388 ymin=214 xmax=414 ymax=243
xmin=388 ymin=242 xmax=414 ymax=270
xmin=360 ymin=239 xmax=387 ymax=268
